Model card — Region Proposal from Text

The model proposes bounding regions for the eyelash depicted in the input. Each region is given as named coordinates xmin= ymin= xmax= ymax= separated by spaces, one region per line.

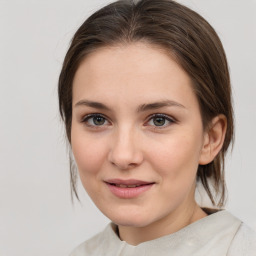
xmin=81 ymin=113 xmax=110 ymax=128
xmin=145 ymin=114 xmax=175 ymax=129
xmin=81 ymin=113 xmax=176 ymax=129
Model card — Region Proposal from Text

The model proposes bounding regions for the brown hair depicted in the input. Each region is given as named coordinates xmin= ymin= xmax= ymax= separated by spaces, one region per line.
xmin=58 ymin=0 xmax=234 ymax=206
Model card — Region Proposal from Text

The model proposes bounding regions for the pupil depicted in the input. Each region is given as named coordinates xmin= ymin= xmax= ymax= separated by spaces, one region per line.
xmin=93 ymin=116 xmax=105 ymax=125
xmin=153 ymin=117 xmax=165 ymax=126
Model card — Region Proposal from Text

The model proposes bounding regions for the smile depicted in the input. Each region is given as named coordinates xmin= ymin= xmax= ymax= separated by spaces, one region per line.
xmin=105 ymin=179 xmax=155 ymax=199
xmin=114 ymin=184 xmax=142 ymax=188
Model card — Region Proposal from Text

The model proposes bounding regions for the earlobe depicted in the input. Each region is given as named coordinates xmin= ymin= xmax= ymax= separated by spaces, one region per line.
xmin=199 ymin=115 xmax=227 ymax=165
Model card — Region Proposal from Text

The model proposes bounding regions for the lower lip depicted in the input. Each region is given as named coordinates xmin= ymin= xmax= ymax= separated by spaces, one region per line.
xmin=106 ymin=183 xmax=154 ymax=199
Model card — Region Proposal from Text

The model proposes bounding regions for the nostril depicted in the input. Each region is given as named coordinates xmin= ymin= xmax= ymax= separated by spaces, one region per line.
xmin=107 ymin=135 xmax=144 ymax=169
xmin=110 ymin=160 xmax=137 ymax=170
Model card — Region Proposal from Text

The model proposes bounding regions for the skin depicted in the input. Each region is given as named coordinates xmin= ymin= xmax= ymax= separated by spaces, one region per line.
xmin=71 ymin=42 xmax=227 ymax=245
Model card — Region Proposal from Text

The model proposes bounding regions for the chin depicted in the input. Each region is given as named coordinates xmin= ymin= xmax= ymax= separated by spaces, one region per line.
xmin=105 ymin=210 xmax=156 ymax=228
xmin=113 ymin=218 xmax=150 ymax=228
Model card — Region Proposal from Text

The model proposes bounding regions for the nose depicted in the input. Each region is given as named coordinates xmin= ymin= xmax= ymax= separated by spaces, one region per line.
xmin=108 ymin=128 xmax=144 ymax=170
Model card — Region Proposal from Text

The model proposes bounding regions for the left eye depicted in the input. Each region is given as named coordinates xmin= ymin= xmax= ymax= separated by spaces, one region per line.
xmin=147 ymin=114 xmax=174 ymax=127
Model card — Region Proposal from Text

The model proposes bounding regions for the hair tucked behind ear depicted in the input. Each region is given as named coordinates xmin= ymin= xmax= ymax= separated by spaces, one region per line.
xmin=58 ymin=0 xmax=234 ymax=206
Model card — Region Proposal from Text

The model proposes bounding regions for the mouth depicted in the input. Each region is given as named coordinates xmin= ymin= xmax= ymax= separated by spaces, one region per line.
xmin=111 ymin=184 xmax=147 ymax=188
xmin=105 ymin=179 xmax=155 ymax=199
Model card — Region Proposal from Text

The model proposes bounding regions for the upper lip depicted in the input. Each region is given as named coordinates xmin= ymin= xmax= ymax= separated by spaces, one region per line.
xmin=105 ymin=179 xmax=155 ymax=186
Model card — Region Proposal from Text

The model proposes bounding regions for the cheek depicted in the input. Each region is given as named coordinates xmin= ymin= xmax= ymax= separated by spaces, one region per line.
xmin=148 ymin=131 xmax=203 ymax=179
xmin=147 ymin=134 xmax=202 ymax=207
xmin=71 ymin=127 xmax=108 ymax=178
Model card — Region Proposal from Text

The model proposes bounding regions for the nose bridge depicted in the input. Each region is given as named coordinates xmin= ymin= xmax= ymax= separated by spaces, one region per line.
xmin=108 ymin=124 xmax=143 ymax=169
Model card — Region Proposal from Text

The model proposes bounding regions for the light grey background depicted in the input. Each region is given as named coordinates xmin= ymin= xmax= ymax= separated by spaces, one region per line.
xmin=0 ymin=0 xmax=255 ymax=255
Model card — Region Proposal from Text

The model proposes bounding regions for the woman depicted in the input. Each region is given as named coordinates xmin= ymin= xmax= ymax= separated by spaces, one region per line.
xmin=58 ymin=0 xmax=256 ymax=255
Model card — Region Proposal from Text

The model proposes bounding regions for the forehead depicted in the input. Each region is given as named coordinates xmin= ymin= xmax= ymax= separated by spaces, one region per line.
xmin=72 ymin=42 xmax=197 ymax=109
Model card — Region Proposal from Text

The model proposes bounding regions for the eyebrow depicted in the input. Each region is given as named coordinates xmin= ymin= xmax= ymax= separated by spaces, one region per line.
xmin=74 ymin=99 xmax=185 ymax=112
xmin=137 ymin=100 xmax=185 ymax=112
xmin=75 ymin=100 xmax=111 ymax=111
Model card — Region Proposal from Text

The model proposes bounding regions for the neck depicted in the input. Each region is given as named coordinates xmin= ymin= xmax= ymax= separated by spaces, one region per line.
xmin=118 ymin=202 xmax=207 ymax=245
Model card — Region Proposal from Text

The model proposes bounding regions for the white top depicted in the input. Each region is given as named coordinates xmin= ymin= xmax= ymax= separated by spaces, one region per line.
xmin=70 ymin=210 xmax=256 ymax=256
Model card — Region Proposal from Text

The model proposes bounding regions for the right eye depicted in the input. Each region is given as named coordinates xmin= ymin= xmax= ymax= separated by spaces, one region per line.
xmin=82 ymin=114 xmax=110 ymax=127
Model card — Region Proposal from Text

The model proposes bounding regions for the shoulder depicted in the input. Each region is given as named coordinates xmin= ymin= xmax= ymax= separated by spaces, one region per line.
xmin=227 ymin=222 xmax=256 ymax=256
xmin=69 ymin=231 xmax=103 ymax=256
xmin=69 ymin=223 xmax=121 ymax=256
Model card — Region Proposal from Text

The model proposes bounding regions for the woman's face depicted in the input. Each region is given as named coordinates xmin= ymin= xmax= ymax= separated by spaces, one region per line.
xmin=71 ymin=42 xmax=207 ymax=228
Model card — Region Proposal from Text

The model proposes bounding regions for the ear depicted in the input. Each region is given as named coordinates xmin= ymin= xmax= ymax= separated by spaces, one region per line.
xmin=199 ymin=115 xmax=227 ymax=165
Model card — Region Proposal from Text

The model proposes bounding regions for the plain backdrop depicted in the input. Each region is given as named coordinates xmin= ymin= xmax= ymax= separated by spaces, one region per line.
xmin=0 ymin=0 xmax=256 ymax=255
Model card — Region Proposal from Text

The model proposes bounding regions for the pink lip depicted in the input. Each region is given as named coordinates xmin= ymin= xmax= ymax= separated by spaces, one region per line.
xmin=105 ymin=179 xmax=155 ymax=199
